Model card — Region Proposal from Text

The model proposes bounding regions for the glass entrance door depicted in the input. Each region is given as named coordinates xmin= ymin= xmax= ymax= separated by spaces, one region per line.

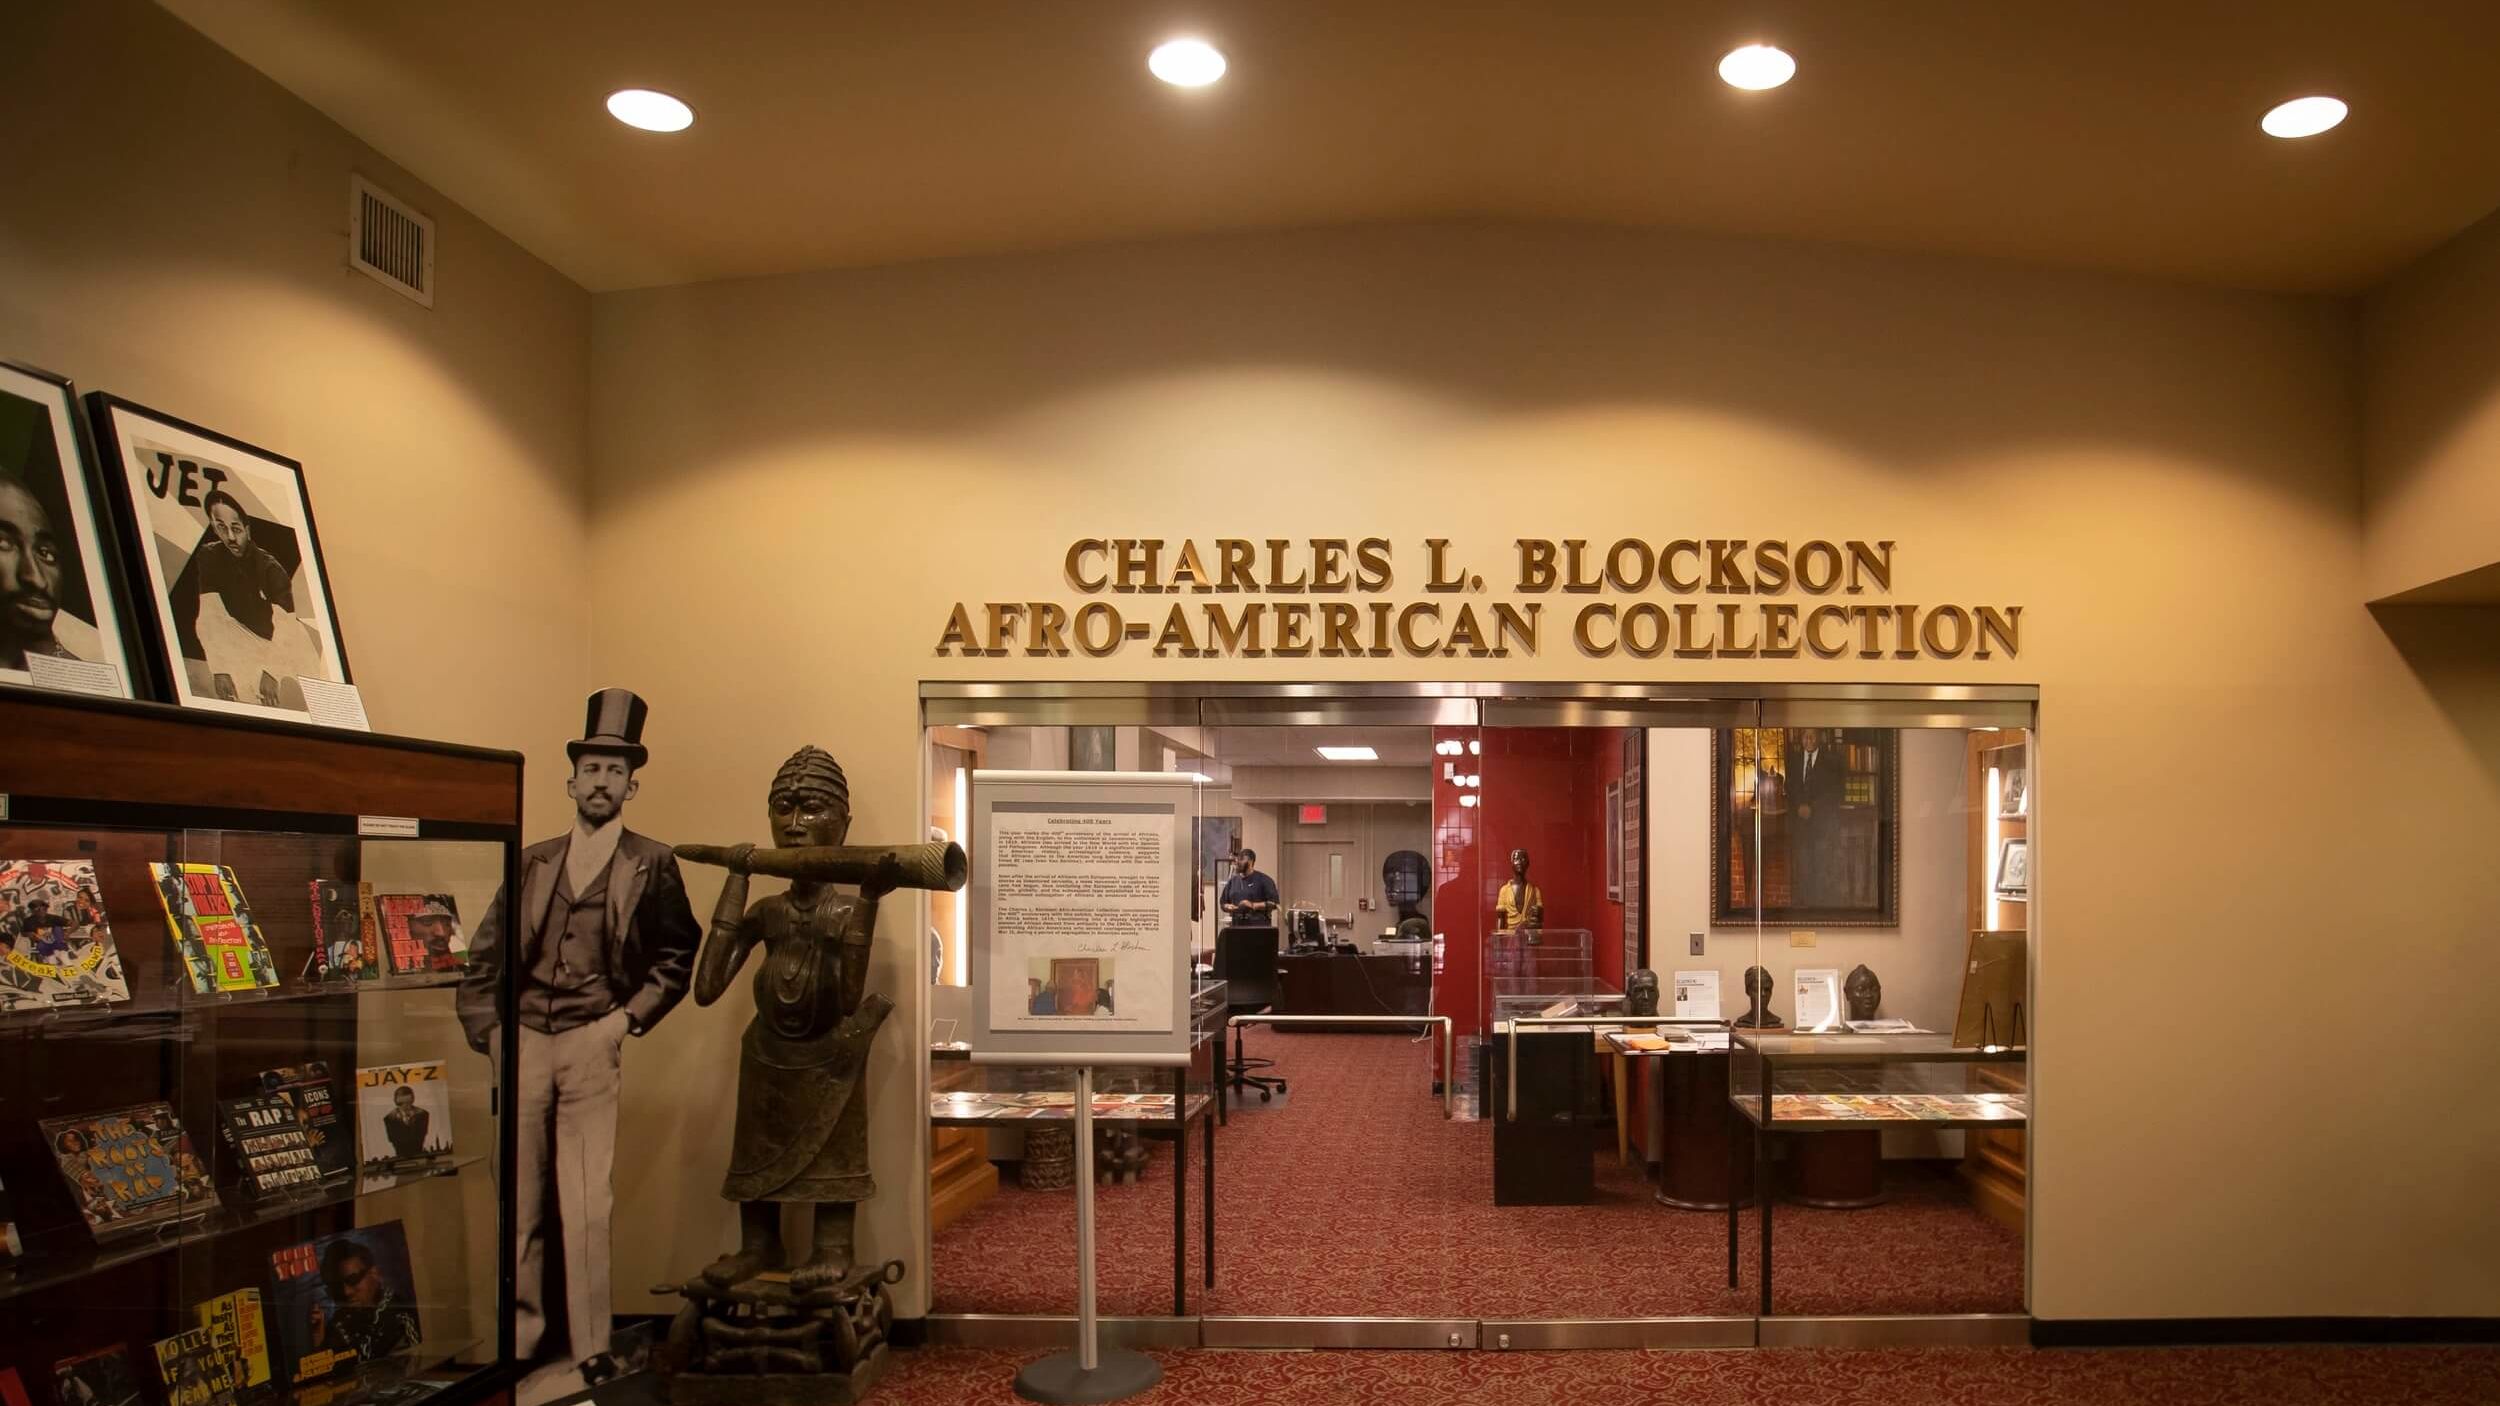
xmin=917 ymin=685 xmax=2035 ymax=1349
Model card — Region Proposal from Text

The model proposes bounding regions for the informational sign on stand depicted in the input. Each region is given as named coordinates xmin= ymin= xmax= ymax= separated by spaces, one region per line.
xmin=969 ymin=769 xmax=1198 ymax=1062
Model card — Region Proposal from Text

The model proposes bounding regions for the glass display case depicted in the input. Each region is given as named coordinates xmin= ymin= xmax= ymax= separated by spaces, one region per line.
xmin=1483 ymin=929 xmax=1625 ymax=1205
xmin=0 ymin=686 xmax=518 ymax=1404
xmin=1484 ymin=927 xmax=1615 ymax=1024
xmin=1729 ymin=1028 xmax=2029 ymax=1309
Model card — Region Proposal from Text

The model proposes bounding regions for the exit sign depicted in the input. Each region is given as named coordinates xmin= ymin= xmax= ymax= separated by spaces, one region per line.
xmin=1298 ymin=804 xmax=1329 ymax=825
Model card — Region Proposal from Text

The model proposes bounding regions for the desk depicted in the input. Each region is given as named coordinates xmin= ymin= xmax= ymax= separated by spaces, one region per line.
xmin=1275 ymin=952 xmax=1433 ymax=1018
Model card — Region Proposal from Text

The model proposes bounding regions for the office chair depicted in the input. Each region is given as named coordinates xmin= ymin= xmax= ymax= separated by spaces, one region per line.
xmin=1214 ymin=925 xmax=1288 ymax=1103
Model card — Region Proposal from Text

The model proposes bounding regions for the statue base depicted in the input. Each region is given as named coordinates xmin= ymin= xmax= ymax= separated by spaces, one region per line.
xmin=655 ymin=1261 xmax=904 ymax=1406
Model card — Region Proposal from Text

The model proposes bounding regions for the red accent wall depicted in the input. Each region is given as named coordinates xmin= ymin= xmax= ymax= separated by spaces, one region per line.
xmin=1430 ymin=727 xmax=1639 ymax=1037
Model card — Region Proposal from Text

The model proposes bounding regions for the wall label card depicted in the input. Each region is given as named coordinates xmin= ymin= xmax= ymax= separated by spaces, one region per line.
xmin=296 ymin=676 xmax=370 ymax=731
xmin=27 ymin=653 xmax=124 ymax=698
xmin=1672 ymin=969 xmax=1721 ymax=1021
xmin=1793 ymin=967 xmax=1842 ymax=1031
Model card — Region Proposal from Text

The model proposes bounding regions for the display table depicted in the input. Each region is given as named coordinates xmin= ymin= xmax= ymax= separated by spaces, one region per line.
xmin=1274 ymin=952 xmax=1433 ymax=1018
xmin=1605 ymin=1030 xmax=1753 ymax=1210
xmin=928 ymin=1081 xmax=1216 ymax=1316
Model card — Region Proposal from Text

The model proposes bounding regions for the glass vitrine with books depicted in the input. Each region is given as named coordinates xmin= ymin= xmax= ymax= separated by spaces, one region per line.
xmin=1727 ymin=1030 xmax=2029 ymax=1132
xmin=0 ymin=685 xmax=518 ymax=1405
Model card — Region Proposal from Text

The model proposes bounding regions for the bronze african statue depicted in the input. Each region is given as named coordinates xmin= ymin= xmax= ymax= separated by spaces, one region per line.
xmin=674 ymin=745 xmax=967 ymax=1292
xmin=655 ymin=746 xmax=965 ymax=1403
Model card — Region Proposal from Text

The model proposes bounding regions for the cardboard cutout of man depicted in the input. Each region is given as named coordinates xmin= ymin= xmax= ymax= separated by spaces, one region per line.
xmin=458 ymin=688 xmax=702 ymax=1393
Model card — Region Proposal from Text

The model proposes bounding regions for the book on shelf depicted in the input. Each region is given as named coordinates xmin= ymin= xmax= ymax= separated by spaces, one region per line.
xmin=267 ymin=1221 xmax=423 ymax=1385
xmin=149 ymin=863 xmax=280 ymax=994
xmin=52 ymin=1346 xmax=145 ymax=1406
xmin=195 ymin=1287 xmax=272 ymax=1389
xmin=374 ymin=893 xmax=465 ymax=975
xmin=0 ymin=858 xmax=130 ymax=1012
xmin=260 ymin=1062 xmax=355 ymax=1182
xmin=150 ymin=1328 xmax=241 ymax=1406
xmin=217 ymin=1093 xmax=323 ymax=1198
xmin=37 ymin=1102 xmax=219 ymax=1238
xmin=305 ymin=880 xmax=383 ymax=981
xmin=355 ymin=1060 xmax=454 ymax=1176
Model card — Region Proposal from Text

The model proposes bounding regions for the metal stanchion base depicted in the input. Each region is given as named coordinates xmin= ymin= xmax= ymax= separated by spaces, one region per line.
xmin=1013 ymin=1349 xmax=1163 ymax=1404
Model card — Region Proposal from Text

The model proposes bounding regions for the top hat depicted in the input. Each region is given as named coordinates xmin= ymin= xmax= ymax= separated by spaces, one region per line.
xmin=568 ymin=687 xmax=651 ymax=768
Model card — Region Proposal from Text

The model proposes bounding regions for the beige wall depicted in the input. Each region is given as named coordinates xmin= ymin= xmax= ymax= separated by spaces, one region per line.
xmin=2362 ymin=204 xmax=2500 ymax=602
xmin=589 ymin=219 xmax=2500 ymax=1321
xmin=4 ymin=0 xmax=592 ymax=1351
xmin=1 ymin=0 xmax=594 ymax=799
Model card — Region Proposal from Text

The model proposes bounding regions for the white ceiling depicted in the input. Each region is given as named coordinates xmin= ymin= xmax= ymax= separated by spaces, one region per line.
xmin=1203 ymin=726 xmax=1437 ymax=769
xmin=162 ymin=0 xmax=2500 ymax=294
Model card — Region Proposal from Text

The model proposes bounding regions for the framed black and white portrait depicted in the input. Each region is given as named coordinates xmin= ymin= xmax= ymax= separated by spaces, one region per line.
xmin=0 ymin=363 xmax=138 ymax=696
xmin=86 ymin=394 xmax=351 ymax=720
xmin=1993 ymin=837 xmax=2030 ymax=899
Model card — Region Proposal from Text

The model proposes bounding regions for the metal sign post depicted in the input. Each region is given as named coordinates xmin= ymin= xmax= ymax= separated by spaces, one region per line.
xmin=987 ymin=1049 xmax=1189 ymax=1404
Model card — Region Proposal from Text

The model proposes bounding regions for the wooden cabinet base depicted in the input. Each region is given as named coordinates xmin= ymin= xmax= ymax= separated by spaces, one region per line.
xmin=1791 ymin=1130 xmax=1885 ymax=1208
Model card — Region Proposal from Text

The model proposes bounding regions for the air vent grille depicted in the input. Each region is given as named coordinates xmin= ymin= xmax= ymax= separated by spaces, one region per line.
xmin=349 ymin=175 xmax=435 ymax=307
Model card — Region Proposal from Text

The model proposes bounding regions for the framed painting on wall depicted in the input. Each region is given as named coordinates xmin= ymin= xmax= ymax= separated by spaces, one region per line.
xmin=1195 ymin=814 xmax=1243 ymax=884
xmin=85 ymin=395 xmax=351 ymax=722
xmin=0 ymin=363 xmax=139 ymax=697
xmin=1709 ymin=727 xmax=1900 ymax=926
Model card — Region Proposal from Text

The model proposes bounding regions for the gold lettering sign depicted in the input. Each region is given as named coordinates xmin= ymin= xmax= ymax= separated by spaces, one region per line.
xmin=934 ymin=538 xmax=2022 ymax=662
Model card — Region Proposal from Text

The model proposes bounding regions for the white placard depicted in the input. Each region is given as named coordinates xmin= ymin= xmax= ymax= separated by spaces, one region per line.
xmin=27 ymin=653 xmax=125 ymax=698
xmin=1672 ymin=969 xmax=1721 ymax=1021
xmin=356 ymin=815 xmax=421 ymax=839
xmin=986 ymin=806 xmax=1176 ymax=1035
xmin=297 ymin=676 xmax=371 ymax=731
xmin=1793 ymin=967 xmax=1842 ymax=1031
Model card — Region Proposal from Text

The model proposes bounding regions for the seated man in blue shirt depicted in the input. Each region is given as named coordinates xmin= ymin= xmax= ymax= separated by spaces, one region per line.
xmin=1219 ymin=849 xmax=1280 ymax=927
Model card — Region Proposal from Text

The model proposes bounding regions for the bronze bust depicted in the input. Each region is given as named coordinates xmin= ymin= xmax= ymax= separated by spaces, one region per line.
xmin=1735 ymin=964 xmax=1783 ymax=1028
xmin=1625 ymin=968 xmax=1660 ymax=1017
xmin=1845 ymin=964 xmax=1881 ymax=1022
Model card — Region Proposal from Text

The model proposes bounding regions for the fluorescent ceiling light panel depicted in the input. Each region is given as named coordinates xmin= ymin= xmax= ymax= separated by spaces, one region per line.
xmin=1316 ymin=746 xmax=1379 ymax=761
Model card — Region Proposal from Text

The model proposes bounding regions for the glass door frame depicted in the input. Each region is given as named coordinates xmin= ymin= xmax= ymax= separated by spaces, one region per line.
xmin=919 ymin=681 xmax=2038 ymax=1351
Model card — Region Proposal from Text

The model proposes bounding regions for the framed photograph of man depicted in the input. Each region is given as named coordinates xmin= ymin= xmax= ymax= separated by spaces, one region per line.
xmin=1709 ymin=727 xmax=1899 ymax=926
xmin=0 ymin=363 xmax=138 ymax=696
xmin=85 ymin=394 xmax=350 ymax=720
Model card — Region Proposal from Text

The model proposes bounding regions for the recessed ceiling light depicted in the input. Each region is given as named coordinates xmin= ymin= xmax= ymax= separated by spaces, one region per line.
xmin=606 ymin=88 xmax=694 ymax=133
xmin=1718 ymin=44 xmax=1796 ymax=91
xmin=2260 ymin=95 xmax=2346 ymax=139
xmin=1149 ymin=38 xmax=1226 ymax=88
xmin=1316 ymin=746 xmax=1378 ymax=762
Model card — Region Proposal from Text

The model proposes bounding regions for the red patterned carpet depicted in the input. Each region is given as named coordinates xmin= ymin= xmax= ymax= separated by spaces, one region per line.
xmin=868 ymin=1345 xmax=2500 ymax=1406
xmin=931 ymin=1030 xmax=2023 ymax=1318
